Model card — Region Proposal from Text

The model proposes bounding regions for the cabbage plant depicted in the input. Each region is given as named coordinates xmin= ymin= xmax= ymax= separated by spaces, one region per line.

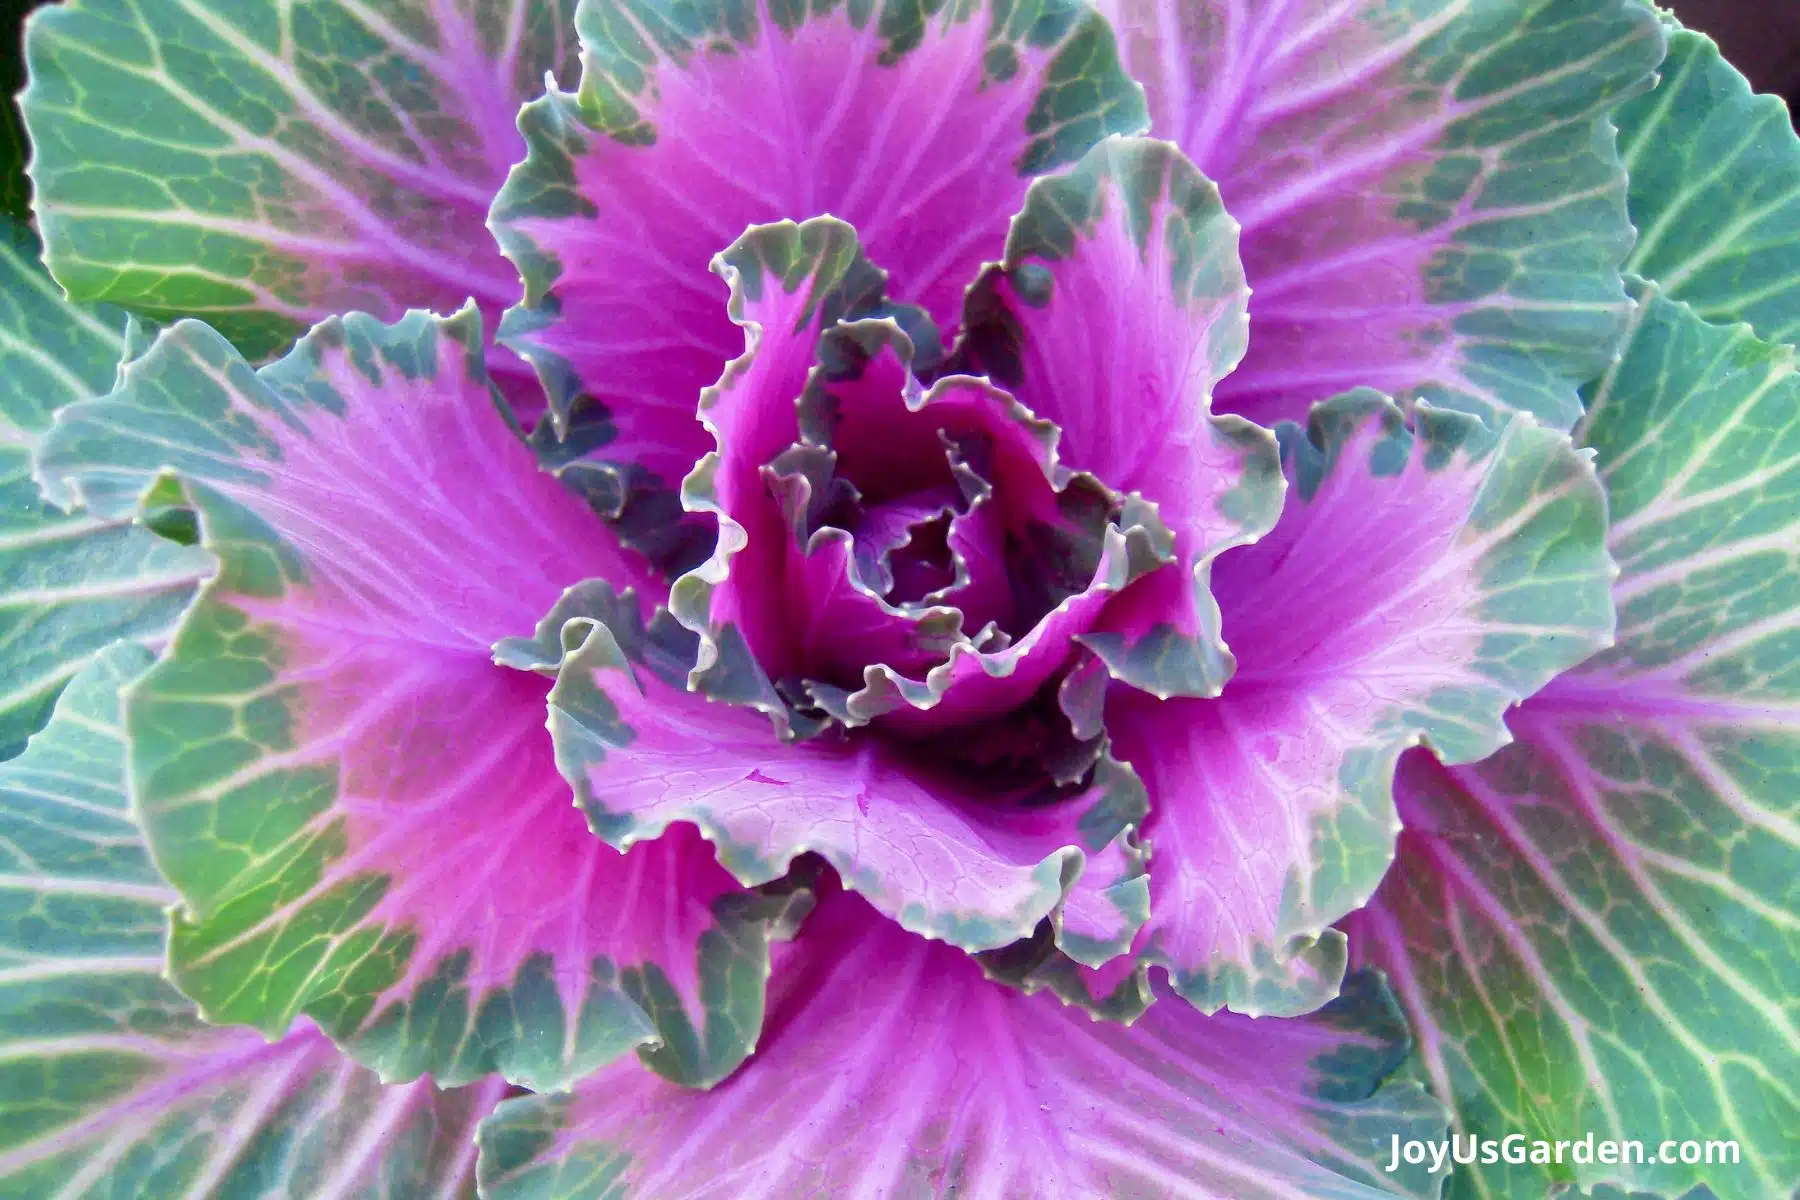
xmin=0 ymin=0 xmax=1795 ymax=1196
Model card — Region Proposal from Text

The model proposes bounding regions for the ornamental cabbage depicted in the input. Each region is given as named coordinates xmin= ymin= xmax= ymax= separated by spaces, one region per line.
xmin=0 ymin=0 xmax=1794 ymax=1197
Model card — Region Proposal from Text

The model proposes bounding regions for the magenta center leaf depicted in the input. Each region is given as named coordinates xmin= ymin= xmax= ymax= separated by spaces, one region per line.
xmin=956 ymin=135 xmax=1285 ymax=701
xmin=544 ymin=597 xmax=1152 ymax=964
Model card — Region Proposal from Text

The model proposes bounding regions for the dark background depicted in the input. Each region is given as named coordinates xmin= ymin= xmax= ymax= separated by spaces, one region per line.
xmin=0 ymin=0 xmax=1795 ymax=224
xmin=1677 ymin=0 xmax=1800 ymax=108
xmin=1 ymin=0 xmax=36 ymax=220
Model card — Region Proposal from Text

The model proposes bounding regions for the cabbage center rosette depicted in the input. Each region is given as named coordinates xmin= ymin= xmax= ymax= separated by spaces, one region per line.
xmin=457 ymin=0 xmax=1641 ymax=1021
xmin=482 ymin=0 xmax=1643 ymax=1024
xmin=512 ymin=134 xmax=1620 ymax=1020
xmin=520 ymin=141 xmax=1279 ymax=978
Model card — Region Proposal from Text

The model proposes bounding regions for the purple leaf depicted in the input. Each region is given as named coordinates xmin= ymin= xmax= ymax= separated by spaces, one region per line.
xmin=843 ymin=488 xmax=960 ymax=598
xmin=546 ymin=601 xmax=1150 ymax=962
xmin=475 ymin=888 xmax=1450 ymax=1199
xmin=1101 ymin=0 xmax=1665 ymax=430
xmin=488 ymin=0 xmax=1148 ymax=487
xmin=668 ymin=219 xmax=891 ymax=730
xmin=771 ymin=480 xmax=965 ymax=689
xmin=32 ymin=309 xmax=805 ymax=1090
xmin=959 ymin=136 xmax=1285 ymax=699
xmin=1107 ymin=391 xmax=1614 ymax=1016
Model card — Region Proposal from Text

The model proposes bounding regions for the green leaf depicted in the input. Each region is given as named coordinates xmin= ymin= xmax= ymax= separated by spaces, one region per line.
xmin=0 ymin=644 xmax=504 ymax=1197
xmin=1347 ymin=281 xmax=1800 ymax=1199
xmin=20 ymin=0 xmax=577 ymax=360
xmin=0 ymin=215 xmax=209 ymax=759
xmin=1618 ymin=24 xmax=1800 ymax=345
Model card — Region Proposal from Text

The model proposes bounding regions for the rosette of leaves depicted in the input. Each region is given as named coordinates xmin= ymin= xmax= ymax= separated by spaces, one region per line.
xmin=0 ymin=0 xmax=1793 ymax=1197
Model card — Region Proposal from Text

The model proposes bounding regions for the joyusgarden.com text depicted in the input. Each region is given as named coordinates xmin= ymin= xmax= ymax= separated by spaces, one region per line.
xmin=1386 ymin=1133 xmax=1743 ymax=1175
